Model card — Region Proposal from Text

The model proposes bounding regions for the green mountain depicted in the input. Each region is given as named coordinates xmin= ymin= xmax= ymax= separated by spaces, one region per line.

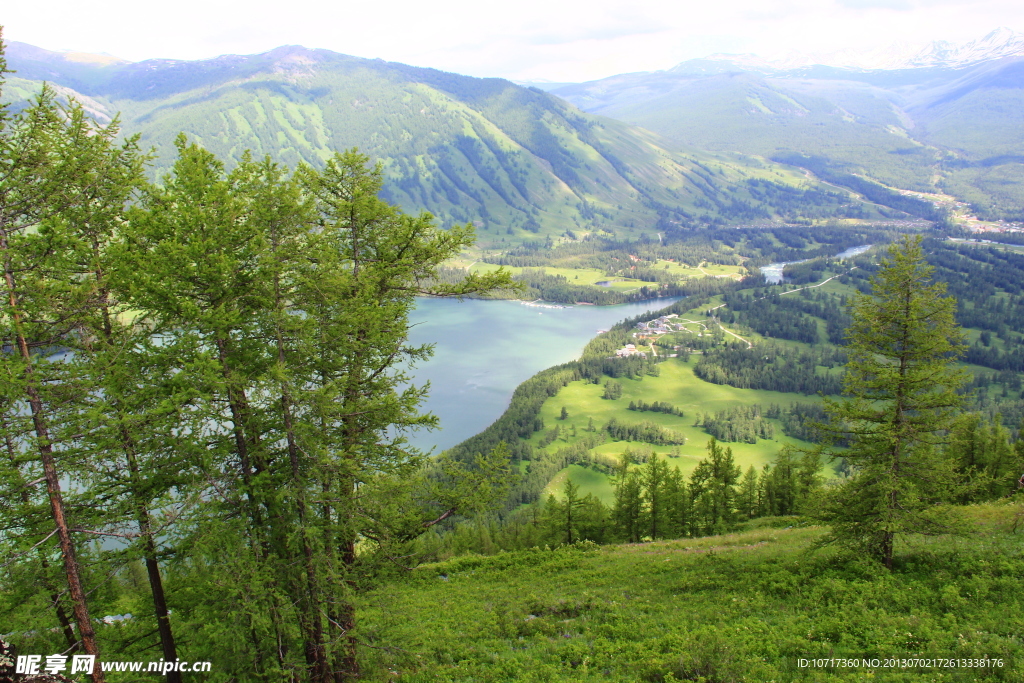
xmin=3 ymin=42 xmax=880 ymax=246
xmin=551 ymin=56 xmax=1024 ymax=220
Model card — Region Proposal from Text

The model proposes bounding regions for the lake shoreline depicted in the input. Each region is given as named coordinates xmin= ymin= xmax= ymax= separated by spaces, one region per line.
xmin=405 ymin=296 xmax=683 ymax=452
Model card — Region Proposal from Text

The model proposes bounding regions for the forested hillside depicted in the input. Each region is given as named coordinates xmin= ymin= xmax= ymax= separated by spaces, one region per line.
xmin=1 ymin=41 xmax=884 ymax=246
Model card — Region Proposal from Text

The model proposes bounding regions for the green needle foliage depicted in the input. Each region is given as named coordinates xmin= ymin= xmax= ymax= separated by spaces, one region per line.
xmin=1 ymin=28 xmax=517 ymax=678
xmin=0 ymin=30 xmax=147 ymax=680
xmin=116 ymin=139 xmax=517 ymax=680
xmin=816 ymin=235 xmax=969 ymax=569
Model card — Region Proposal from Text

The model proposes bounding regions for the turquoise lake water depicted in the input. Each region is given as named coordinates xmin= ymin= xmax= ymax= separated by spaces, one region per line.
xmin=404 ymin=297 xmax=679 ymax=452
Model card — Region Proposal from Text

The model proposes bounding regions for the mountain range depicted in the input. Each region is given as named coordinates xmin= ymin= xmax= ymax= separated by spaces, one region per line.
xmin=549 ymin=29 xmax=1024 ymax=221
xmin=3 ymin=41 xmax=881 ymax=247
xmin=673 ymin=27 xmax=1024 ymax=72
xmin=4 ymin=28 xmax=1022 ymax=244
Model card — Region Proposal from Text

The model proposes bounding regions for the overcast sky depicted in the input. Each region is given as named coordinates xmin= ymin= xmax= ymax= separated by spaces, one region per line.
xmin=4 ymin=0 xmax=1022 ymax=82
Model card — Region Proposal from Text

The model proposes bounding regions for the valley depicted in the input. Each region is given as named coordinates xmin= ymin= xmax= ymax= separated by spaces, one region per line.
xmin=437 ymin=237 xmax=1024 ymax=557
xmin=405 ymin=296 xmax=683 ymax=452
xmin=4 ymin=26 xmax=1024 ymax=682
xmin=547 ymin=29 xmax=1024 ymax=225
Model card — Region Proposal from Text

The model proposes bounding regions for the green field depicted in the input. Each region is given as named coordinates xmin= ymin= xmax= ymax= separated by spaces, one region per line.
xmin=537 ymin=359 xmax=820 ymax=503
xmin=466 ymin=261 xmax=747 ymax=295
xmin=695 ymin=262 xmax=746 ymax=279
xmin=468 ymin=263 xmax=652 ymax=292
xmin=362 ymin=502 xmax=1024 ymax=681
xmin=544 ymin=464 xmax=616 ymax=504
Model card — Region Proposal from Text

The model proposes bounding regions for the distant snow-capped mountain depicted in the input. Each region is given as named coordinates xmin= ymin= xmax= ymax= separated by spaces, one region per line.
xmin=904 ymin=27 xmax=1024 ymax=68
xmin=687 ymin=28 xmax=1024 ymax=72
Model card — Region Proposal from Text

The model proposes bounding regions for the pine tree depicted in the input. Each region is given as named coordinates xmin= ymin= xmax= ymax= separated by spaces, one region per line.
xmin=664 ymin=468 xmax=690 ymax=537
xmin=612 ymin=454 xmax=643 ymax=542
xmin=641 ymin=454 xmax=671 ymax=539
xmin=117 ymin=142 xmax=515 ymax=680
xmin=815 ymin=236 xmax=967 ymax=569
xmin=980 ymin=416 xmax=1017 ymax=499
xmin=948 ymin=414 xmax=1019 ymax=501
xmin=0 ymin=33 xmax=144 ymax=680
xmin=560 ymin=479 xmax=585 ymax=544
xmin=736 ymin=466 xmax=759 ymax=520
xmin=689 ymin=438 xmax=740 ymax=534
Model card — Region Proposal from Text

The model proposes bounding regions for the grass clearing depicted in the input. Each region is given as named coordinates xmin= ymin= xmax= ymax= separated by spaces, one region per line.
xmin=468 ymin=263 xmax=650 ymax=292
xmin=696 ymin=262 xmax=746 ymax=279
xmin=534 ymin=359 xmax=822 ymax=500
xmin=362 ymin=501 xmax=1024 ymax=681
xmin=542 ymin=464 xmax=616 ymax=504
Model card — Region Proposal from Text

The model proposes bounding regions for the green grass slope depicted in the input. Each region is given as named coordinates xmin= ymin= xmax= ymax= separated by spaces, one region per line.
xmin=362 ymin=503 xmax=1024 ymax=681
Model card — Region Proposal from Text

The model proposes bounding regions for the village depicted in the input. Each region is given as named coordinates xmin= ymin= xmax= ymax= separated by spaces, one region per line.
xmin=614 ymin=313 xmax=695 ymax=357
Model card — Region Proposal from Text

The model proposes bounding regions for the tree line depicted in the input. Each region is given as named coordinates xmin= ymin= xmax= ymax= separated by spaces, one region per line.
xmin=628 ymin=399 xmax=684 ymax=416
xmin=695 ymin=405 xmax=776 ymax=444
xmin=485 ymin=224 xmax=897 ymax=275
xmin=694 ymin=342 xmax=846 ymax=395
xmin=605 ymin=418 xmax=686 ymax=446
xmin=414 ymin=438 xmax=823 ymax=556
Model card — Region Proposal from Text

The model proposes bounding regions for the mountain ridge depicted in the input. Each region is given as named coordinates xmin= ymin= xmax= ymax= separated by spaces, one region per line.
xmin=549 ymin=31 xmax=1024 ymax=222
xmin=3 ymin=41 xmax=883 ymax=246
xmin=672 ymin=27 xmax=1024 ymax=74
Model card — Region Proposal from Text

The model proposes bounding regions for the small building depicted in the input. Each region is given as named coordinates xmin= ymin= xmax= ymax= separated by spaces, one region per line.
xmin=615 ymin=343 xmax=646 ymax=358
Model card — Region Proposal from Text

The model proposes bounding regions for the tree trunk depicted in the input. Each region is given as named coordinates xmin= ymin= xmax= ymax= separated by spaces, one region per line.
xmin=3 ymin=422 xmax=79 ymax=652
xmin=2 ymin=236 xmax=106 ymax=683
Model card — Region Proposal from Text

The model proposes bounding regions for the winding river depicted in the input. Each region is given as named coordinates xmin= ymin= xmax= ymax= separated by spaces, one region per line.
xmin=759 ymin=244 xmax=872 ymax=284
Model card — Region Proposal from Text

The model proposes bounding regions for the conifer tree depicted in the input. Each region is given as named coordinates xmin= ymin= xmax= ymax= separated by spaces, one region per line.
xmin=736 ymin=466 xmax=759 ymax=520
xmin=641 ymin=454 xmax=671 ymax=539
xmin=560 ymin=479 xmax=585 ymax=544
xmin=664 ymin=468 xmax=690 ymax=537
xmin=0 ymin=31 xmax=143 ymax=680
xmin=948 ymin=414 xmax=1019 ymax=501
xmin=612 ymin=454 xmax=643 ymax=542
xmin=115 ymin=141 xmax=515 ymax=681
xmin=815 ymin=236 xmax=967 ymax=569
xmin=689 ymin=438 xmax=740 ymax=534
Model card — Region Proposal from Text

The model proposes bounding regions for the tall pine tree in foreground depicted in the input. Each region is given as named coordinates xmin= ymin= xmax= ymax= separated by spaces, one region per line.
xmin=816 ymin=236 xmax=967 ymax=569
xmin=0 ymin=29 xmax=147 ymax=681
xmin=117 ymin=140 xmax=516 ymax=681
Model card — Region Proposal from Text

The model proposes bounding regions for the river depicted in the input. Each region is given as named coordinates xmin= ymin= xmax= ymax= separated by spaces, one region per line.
xmin=760 ymin=244 xmax=872 ymax=284
xmin=404 ymin=297 xmax=679 ymax=452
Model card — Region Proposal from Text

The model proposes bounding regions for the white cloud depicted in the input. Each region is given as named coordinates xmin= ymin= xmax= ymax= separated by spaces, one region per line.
xmin=2 ymin=0 xmax=1022 ymax=81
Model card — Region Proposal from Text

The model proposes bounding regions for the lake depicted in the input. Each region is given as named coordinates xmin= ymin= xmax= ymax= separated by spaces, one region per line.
xmin=403 ymin=297 xmax=679 ymax=452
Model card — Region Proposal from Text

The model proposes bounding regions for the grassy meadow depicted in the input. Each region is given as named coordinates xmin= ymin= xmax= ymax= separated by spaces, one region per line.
xmin=362 ymin=502 xmax=1024 ymax=682
xmin=535 ymin=359 xmax=821 ymax=504
xmin=465 ymin=261 xmax=749 ymax=297
xmin=469 ymin=262 xmax=653 ymax=293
